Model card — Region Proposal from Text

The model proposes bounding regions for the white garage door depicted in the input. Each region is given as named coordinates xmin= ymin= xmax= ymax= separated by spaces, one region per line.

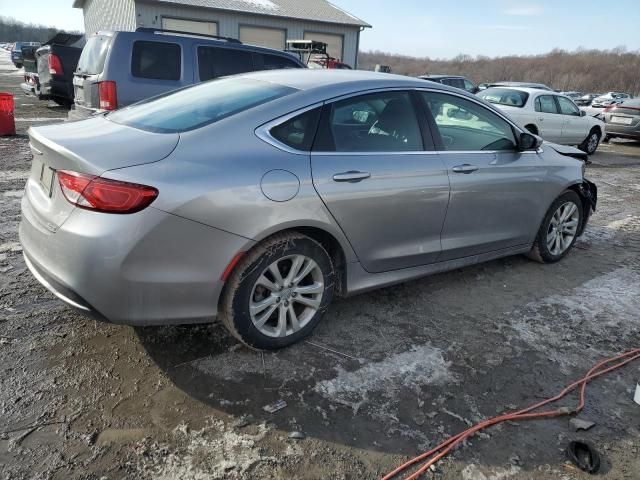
xmin=162 ymin=18 xmax=218 ymax=36
xmin=304 ymin=32 xmax=344 ymax=62
xmin=239 ymin=26 xmax=286 ymax=50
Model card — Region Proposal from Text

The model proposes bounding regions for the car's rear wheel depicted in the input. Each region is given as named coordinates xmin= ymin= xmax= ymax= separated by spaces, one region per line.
xmin=220 ymin=232 xmax=334 ymax=350
xmin=580 ymin=128 xmax=601 ymax=155
xmin=527 ymin=191 xmax=583 ymax=264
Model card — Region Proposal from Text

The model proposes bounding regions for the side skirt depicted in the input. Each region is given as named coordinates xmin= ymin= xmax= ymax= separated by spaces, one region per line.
xmin=345 ymin=244 xmax=532 ymax=296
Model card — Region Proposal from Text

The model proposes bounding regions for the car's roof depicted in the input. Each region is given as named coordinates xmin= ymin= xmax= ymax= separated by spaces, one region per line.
xmin=482 ymin=86 xmax=553 ymax=95
xmin=240 ymin=69 xmax=457 ymax=92
xmin=420 ymin=75 xmax=465 ymax=80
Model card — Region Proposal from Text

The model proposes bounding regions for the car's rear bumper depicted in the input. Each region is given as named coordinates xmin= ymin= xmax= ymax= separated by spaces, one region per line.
xmin=604 ymin=123 xmax=640 ymax=139
xmin=40 ymin=78 xmax=74 ymax=102
xmin=20 ymin=195 xmax=254 ymax=326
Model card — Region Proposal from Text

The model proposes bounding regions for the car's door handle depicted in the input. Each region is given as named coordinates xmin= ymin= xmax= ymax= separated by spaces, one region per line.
xmin=332 ymin=171 xmax=371 ymax=182
xmin=452 ymin=164 xmax=479 ymax=174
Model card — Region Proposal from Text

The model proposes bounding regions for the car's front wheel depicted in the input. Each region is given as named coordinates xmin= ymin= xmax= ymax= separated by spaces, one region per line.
xmin=220 ymin=232 xmax=334 ymax=350
xmin=527 ymin=191 xmax=583 ymax=263
xmin=580 ymin=128 xmax=601 ymax=155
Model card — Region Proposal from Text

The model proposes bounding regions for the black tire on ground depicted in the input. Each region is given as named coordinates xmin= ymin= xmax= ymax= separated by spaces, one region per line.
xmin=603 ymin=134 xmax=612 ymax=143
xmin=579 ymin=128 xmax=601 ymax=155
xmin=220 ymin=232 xmax=335 ymax=350
xmin=15 ymin=63 xmax=22 ymax=69
xmin=527 ymin=191 xmax=584 ymax=264
xmin=524 ymin=124 xmax=539 ymax=135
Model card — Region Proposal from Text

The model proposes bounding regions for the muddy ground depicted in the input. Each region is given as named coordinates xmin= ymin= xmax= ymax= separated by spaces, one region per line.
xmin=1 ymin=49 xmax=639 ymax=480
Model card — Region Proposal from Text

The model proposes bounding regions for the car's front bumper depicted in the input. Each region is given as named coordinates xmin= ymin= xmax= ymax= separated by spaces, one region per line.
xmin=20 ymin=196 xmax=254 ymax=326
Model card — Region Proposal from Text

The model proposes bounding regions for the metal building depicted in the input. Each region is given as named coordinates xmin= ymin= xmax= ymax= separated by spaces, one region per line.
xmin=72 ymin=0 xmax=370 ymax=68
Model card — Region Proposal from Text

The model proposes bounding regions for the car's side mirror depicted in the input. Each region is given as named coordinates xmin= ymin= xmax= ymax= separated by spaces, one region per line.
xmin=580 ymin=110 xmax=586 ymax=117
xmin=518 ymin=132 xmax=543 ymax=151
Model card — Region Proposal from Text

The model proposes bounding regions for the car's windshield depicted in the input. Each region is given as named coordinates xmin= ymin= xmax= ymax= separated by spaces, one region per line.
xmin=478 ymin=88 xmax=529 ymax=108
xmin=108 ymin=77 xmax=297 ymax=133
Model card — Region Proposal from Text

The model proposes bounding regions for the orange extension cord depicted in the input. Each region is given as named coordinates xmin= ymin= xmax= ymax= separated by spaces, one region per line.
xmin=383 ymin=348 xmax=640 ymax=480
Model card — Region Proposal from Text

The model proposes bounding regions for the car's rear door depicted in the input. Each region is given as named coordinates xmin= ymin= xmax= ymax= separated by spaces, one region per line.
xmin=556 ymin=95 xmax=588 ymax=145
xmin=533 ymin=94 xmax=564 ymax=143
xmin=310 ymin=90 xmax=450 ymax=273
xmin=419 ymin=90 xmax=547 ymax=261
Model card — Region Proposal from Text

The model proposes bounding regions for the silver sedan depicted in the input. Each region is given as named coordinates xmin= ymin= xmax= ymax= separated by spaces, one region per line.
xmin=20 ymin=70 xmax=597 ymax=349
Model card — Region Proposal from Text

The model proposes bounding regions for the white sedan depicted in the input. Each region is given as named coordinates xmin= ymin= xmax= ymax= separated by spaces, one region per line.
xmin=478 ymin=87 xmax=605 ymax=155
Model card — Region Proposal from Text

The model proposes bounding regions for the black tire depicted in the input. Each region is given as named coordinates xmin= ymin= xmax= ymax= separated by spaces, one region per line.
xmin=52 ymin=98 xmax=71 ymax=107
xmin=603 ymin=134 xmax=612 ymax=143
xmin=220 ymin=232 xmax=334 ymax=350
xmin=579 ymin=128 xmax=601 ymax=155
xmin=524 ymin=124 xmax=539 ymax=135
xmin=527 ymin=191 xmax=584 ymax=264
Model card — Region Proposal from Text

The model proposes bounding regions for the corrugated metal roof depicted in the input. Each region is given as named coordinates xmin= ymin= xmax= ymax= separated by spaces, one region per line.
xmin=149 ymin=0 xmax=370 ymax=27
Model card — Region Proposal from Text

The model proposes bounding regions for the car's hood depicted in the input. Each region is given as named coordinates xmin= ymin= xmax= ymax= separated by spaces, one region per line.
xmin=544 ymin=141 xmax=588 ymax=161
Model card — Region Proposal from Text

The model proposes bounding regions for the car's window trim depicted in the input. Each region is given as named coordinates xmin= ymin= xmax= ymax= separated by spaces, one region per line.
xmin=255 ymin=86 xmax=541 ymax=156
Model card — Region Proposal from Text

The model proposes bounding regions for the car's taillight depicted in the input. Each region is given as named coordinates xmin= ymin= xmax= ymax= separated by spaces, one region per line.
xmin=57 ymin=170 xmax=158 ymax=214
xmin=98 ymin=81 xmax=117 ymax=110
xmin=48 ymin=54 xmax=64 ymax=75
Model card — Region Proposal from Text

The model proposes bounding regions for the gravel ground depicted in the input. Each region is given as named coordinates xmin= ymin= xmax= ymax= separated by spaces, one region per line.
xmin=1 ymin=49 xmax=640 ymax=480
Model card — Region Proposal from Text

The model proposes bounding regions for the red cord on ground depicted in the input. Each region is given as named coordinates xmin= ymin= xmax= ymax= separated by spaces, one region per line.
xmin=382 ymin=348 xmax=640 ymax=480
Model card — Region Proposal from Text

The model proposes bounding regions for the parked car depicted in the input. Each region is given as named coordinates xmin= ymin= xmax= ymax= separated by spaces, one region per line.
xmin=575 ymin=93 xmax=600 ymax=107
xmin=480 ymin=81 xmax=553 ymax=91
xmin=560 ymin=91 xmax=583 ymax=101
xmin=69 ymin=27 xmax=306 ymax=121
xmin=22 ymin=33 xmax=86 ymax=106
xmin=478 ymin=87 xmax=605 ymax=154
xmin=11 ymin=41 xmax=41 ymax=68
xmin=20 ymin=70 xmax=597 ymax=349
xmin=591 ymin=92 xmax=632 ymax=108
xmin=419 ymin=75 xmax=478 ymax=93
xmin=602 ymin=99 xmax=640 ymax=142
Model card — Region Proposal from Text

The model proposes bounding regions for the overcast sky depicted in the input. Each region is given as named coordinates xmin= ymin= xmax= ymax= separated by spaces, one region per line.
xmin=1 ymin=0 xmax=638 ymax=59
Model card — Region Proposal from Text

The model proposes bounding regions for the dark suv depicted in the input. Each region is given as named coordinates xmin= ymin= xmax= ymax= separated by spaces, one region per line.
xmin=69 ymin=28 xmax=306 ymax=120
xmin=419 ymin=75 xmax=478 ymax=93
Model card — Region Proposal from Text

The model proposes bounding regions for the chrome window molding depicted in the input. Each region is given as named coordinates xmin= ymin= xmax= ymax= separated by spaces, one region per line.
xmin=255 ymin=86 xmax=544 ymax=157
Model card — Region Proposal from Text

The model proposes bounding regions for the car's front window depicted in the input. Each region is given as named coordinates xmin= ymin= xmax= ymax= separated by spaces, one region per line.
xmin=478 ymin=88 xmax=528 ymax=108
xmin=108 ymin=78 xmax=296 ymax=133
xmin=422 ymin=92 xmax=517 ymax=151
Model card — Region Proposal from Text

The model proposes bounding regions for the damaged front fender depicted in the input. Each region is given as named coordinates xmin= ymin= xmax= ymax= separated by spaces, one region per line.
xmin=577 ymin=179 xmax=597 ymax=236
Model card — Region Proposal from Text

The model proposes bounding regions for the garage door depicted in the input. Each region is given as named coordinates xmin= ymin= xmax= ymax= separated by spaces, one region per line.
xmin=239 ymin=26 xmax=285 ymax=50
xmin=162 ymin=18 xmax=217 ymax=36
xmin=304 ymin=32 xmax=343 ymax=62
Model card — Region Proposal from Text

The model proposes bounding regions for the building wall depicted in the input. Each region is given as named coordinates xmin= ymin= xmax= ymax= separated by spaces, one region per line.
xmin=134 ymin=1 xmax=361 ymax=67
xmin=82 ymin=0 xmax=137 ymax=34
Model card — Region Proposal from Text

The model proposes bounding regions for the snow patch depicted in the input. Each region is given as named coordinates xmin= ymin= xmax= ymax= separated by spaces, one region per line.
xmin=315 ymin=345 xmax=453 ymax=413
xmin=461 ymin=464 xmax=522 ymax=480
xmin=510 ymin=268 xmax=640 ymax=368
xmin=142 ymin=419 xmax=281 ymax=480
xmin=234 ymin=0 xmax=278 ymax=10
xmin=0 ymin=171 xmax=29 ymax=182
xmin=579 ymin=216 xmax=639 ymax=243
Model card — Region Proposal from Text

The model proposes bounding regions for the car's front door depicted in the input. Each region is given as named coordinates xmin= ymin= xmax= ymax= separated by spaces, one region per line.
xmin=310 ymin=90 xmax=450 ymax=273
xmin=534 ymin=94 xmax=564 ymax=143
xmin=419 ymin=90 xmax=548 ymax=261
xmin=556 ymin=95 xmax=588 ymax=145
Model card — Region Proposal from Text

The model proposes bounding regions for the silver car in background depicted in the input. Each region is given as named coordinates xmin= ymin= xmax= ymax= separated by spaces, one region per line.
xmin=20 ymin=70 xmax=597 ymax=350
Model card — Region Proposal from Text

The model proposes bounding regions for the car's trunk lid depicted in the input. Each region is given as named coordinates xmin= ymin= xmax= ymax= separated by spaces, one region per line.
xmin=25 ymin=116 xmax=178 ymax=231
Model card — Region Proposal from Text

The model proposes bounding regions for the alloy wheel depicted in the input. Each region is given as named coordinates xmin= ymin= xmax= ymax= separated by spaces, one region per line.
xmin=546 ymin=202 xmax=580 ymax=256
xmin=587 ymin=133 xmax=599 ymax=154
xmin=249 ymin=255 xmax=324 ymax=338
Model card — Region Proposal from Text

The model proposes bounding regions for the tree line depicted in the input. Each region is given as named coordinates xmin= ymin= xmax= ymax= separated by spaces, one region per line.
xmin=0 ymin=16 xmax=81 ymax=44
xmin=359 ymin=48 xmax=640 ymax=96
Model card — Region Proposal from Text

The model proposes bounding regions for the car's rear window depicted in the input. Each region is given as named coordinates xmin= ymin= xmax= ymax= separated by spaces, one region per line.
xmin=77 ymin=35 xmax=112 ymax=75
xmin=108 ymin=77 xmax=296 ymax=133
xmin=478 ymin=88 xmax=529 ymax=108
